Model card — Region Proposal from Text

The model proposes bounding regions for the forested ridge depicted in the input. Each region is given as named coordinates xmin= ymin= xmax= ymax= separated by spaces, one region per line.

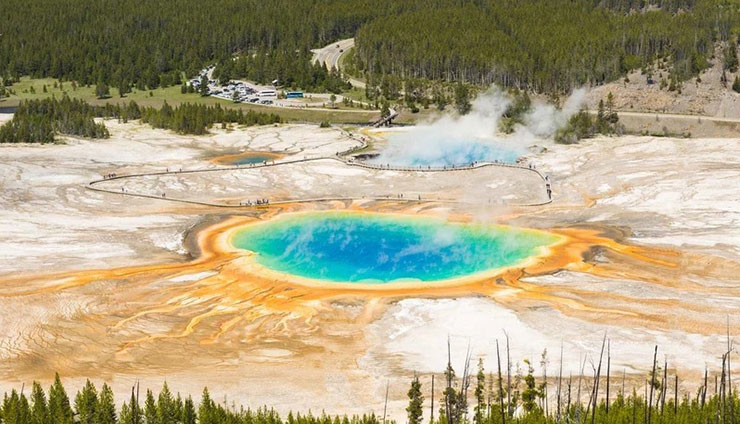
xmin=3 ymin=0 xmax=739 ymax=95
xmin=0 ymin=0 xmax=412 ymax=92
xmin=354 ymin=0 xmax=738 ymax=92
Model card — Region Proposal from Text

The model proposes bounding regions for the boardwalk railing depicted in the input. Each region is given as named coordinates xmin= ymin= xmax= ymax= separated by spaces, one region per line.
xmin=371 ymin=108 xmax=398 ymax=127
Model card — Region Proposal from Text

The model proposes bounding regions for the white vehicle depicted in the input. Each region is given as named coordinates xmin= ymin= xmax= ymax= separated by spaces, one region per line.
xmin=257 ymin=89 xmax=277 ymax=98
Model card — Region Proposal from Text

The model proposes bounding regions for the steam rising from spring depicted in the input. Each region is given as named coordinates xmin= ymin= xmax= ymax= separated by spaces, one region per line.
xmin=374 ymin=86 xmax=587 ymax=166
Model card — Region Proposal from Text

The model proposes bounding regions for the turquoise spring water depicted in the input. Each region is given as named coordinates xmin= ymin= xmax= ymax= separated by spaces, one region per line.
xmin=372 ymin=138 xmax=521 ymax=167
xmin=231 ymin=212 xmax=559 ymax=283
xmin=229 ymin=153 xmax=276 ymax=165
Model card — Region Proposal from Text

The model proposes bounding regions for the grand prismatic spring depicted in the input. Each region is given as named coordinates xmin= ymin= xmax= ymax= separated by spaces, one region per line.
xmin=231 ymin=212 xmax=560 ymax=283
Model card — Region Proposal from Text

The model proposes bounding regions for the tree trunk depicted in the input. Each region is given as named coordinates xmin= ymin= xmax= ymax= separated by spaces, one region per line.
xmin=648 ymin=346 xmax=658 ymax=424
xmin=496 ymin=340 xmax=507 ymax=424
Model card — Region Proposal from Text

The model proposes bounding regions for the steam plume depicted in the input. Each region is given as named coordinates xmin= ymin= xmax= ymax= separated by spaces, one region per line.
xmin=372 ymin=86 xmax=587 ymax=167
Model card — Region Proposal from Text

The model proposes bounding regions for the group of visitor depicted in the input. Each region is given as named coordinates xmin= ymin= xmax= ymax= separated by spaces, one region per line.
xmin=239 ymin=198 xmax=270 ymax=206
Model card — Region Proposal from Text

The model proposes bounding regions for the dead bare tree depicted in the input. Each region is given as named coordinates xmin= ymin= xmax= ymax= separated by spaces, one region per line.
xmin=661 ymin=359 xmax=667 ymax=414
xmin=648 ymin=346 xmax=658 ymax=424
xmin=505 ymin=331 xmax=512 ymax=418
xmin=576 ymin=355 xmax=586 ymax=424
xmin=722 ymin=353 xmax=728 ymax=424
xmin=606 ymin=340 xmax=611 ymax=416
xmin=567 ymin=374 xmax=573 ymax=421
xmin=623 ymin=369 xmax=626 ymax=398
xmin=460 ymin=343 xmax=473 ymax=422
xmin=674 ymin=374 xmax=678 ymax=415
xmin=589 ymin=334 xmax=607 ymax=424
xmin=585 ymin=361 xmax=597 ymax=420
xmin=135 ymin=380 xmax=141 ymax=424
xmin=542 ymin=350 xmax=549 ymax=417
xmin=445 ymin=338 xmax=452 ymax=424
xmin=721 ymin=373 xmax=725 ymax=423
xmin=383 ymin=380 xmax=389 ymax=424
xmin=702 ymin=367 xmax=708 ymax=408
xmin=496 ymin=340 xmax=507 ymax=424
xmin=728 ymin=316 xmax=735 ymax=424
xmin=557 ymin=343 xmax=564 ymax=424
xmin=431 ymin=374 xmax=435 ymax=424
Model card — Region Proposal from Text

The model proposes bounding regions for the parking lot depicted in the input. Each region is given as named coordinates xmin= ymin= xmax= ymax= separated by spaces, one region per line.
xmin=190 ymin=65 xmax=353 ymax=109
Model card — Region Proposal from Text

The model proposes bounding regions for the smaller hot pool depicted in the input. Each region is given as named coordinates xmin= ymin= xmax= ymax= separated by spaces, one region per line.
xmin=213 ymin=152 xmax=281 ymax=166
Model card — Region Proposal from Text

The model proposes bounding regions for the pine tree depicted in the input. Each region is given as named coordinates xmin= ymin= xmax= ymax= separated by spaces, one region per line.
xmin=725 ymin=40 xmax=739 ymax=73
xmin=406 ymin=375 xmax=424 ymax=424
xmin=96 ymin=383 xmax=117 ymax=424
xmin=19 ymin=392 xmax=31 ymax=423
xmin=454 ymin=82 xmax=471 ymax=115
xmin=732 ymin=76 xmax=740 ymax=93
xmin=380 ymin=99 xmax=390 ymax=118
xmin=597 ymin=99 xmax=606 ymax=132
xmin=156 ymin=382 xmax=177 ymax=424
xmin=119 ymin=402 xmax=133 ymax=424
xmin=75 ymin=379 xmax=99 ymax=424
xmin=606 ymin=92 xmax=618 ymax=125
xmin=521 ymin=360 xmax=540 ymax=413
xmin=198 ymin=388 xmax=215 ymax=424
xmin=3 ymin=389 xmax=20 ymax=424
xmin=4 ymin=389 xmax=31 ymax=424
xmin=474 ymin=359 xmax=486 ymax=424
xmin=173 ymin=394 xmax=183 ymax=422
xmin=199 ymin=75 xmax=209 ymax=97
xmin=119 ymin=80 xmax=131 ymax=98
xmin=48 ymin=373 xmax=73 ymax=424
xmin=181 ymin=396 xmax=196 ymax=424
xmin=144 ymin=389 xmax=157 ymax=424
xmin=30 ymin=381 xmax=50 ymax=424
xmin=96 ymin=82 xmax=110 ymax=99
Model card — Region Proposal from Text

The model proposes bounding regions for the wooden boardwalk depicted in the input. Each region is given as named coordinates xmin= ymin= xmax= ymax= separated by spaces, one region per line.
xmin=87 ymin=130 xmax=553 ymax=208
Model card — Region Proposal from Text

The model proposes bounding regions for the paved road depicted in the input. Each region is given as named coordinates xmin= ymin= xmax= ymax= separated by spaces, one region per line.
xmin=602 ymin=110 xmax=740 ymax=123
xmin=312 ymin=38 xmax=366 ymax=89
xmin=584 ymin=108 xmax=740 ymax=137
